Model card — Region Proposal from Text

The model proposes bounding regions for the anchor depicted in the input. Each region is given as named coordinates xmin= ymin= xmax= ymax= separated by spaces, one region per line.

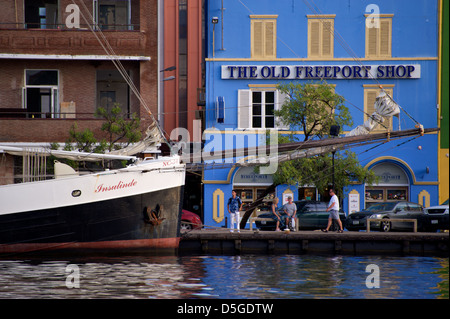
xmin=144 ymin=204 xmax=165 ymax=226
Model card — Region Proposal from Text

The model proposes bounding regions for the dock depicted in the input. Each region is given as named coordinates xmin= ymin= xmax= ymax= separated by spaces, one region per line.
xmin=179 ymin=229 xmax=449 ymax=256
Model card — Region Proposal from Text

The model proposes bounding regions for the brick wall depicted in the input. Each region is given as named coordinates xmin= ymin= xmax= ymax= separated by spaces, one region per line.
xmin=0 ymin=0 xmax=159 ymax=144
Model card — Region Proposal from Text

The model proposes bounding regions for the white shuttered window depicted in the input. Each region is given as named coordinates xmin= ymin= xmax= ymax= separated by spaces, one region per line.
xmin=237 ymin=89 xmax=289 ymax=130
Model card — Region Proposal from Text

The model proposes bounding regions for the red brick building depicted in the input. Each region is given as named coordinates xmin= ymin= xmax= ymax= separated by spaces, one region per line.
xmin=0 ymin=0 xmax=159 ymax=184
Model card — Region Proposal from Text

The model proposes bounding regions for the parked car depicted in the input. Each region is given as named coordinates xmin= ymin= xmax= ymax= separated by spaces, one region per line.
xmin=181 ymin=209 xmax=202 ymax=230
xmin=255 ymin=200 xmax=346 ymax=231
xmin=422 ymin=199 xmax=449 ymax=232
xmin=346 ymin=202 xmax=399 ymax=231
xmin=356 ymin=201 xmax=426 ymax=232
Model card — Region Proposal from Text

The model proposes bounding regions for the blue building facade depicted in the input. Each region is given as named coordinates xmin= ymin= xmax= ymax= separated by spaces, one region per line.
xmin=202 ymin=0 xmax=440 ymax=228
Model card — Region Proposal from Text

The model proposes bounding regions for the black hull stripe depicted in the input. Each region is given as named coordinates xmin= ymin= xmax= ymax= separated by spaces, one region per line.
xmin=0 ymin=186 xmax=184 ymax=254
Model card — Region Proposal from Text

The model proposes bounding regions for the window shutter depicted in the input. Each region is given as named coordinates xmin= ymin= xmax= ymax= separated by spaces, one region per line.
xmin=367 ymin=26 xmax=378 ymax=57
xmin=238 ymin=90 xmax=251 ymax=129
xmin=366 ymin=91 xmax=378 ymax=116
xmin=379 ymin=20 xmax=391 ymax=56
xmin=309 ymin=20 xmax=320 ymax=57
xmin=264 ymin=20 xmax=276 ymax=58
xmin=366 ymin=89 xmax=393 ymax=131
xmin=252 ymin=21 xmax=264 ymax=58
xmin=275 ymin=90 xmax=290 ymax=130
xmin=322 ymin=21 xmax=332 ymax=57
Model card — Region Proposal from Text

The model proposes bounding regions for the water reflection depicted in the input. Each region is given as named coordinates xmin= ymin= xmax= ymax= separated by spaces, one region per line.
xmin=0 ymin=255 xmax=447 ymax=299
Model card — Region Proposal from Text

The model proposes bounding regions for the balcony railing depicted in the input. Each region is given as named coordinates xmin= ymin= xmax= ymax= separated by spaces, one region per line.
xmin=0 ymin=109 xmax=134 ymax=120
xmin=0 ymin=22 xmax=140 ymax=31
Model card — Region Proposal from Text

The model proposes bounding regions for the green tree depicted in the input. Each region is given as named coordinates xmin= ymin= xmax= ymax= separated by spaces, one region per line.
xmin=96 ymin=105 xmax=142 ymax=152
xmin=242 ymin=81 xmax=377 ymax=228
xmin=275 ymin=81 xmax=353 ymax=140
xmin=272 ymin=81 xmax=377 ymax=195
xmin=63 ymin=105 xmax=141 ymax=169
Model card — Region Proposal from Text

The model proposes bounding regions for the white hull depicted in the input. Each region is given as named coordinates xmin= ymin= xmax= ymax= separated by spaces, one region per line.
xmin=0 ymin=156 xmax=185 ymax=216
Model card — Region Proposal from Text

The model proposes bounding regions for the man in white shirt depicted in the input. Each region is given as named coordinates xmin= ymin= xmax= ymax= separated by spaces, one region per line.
xmin=322 ymin=188 xmax=344 ymax=233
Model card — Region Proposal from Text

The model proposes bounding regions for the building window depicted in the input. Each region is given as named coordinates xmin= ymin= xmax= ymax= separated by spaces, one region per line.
xmin=25 ymin=0 xmax=58 ymax=29
xmin=365 ymin=14 xmax=393 ymax=58
xmin=363 ymin=85 xmax=394 ymax=132
xmin=307 ymin=15 xmax=335 ymax=59
xmin=237 ymin=88 xmax=288 ymax=129
xmin=252 ymin=91 xmax=275 ymax=128
xmin=96 ymin=70 xmax=130 ymax=116
xmin=23 ymin=70 xmax=59 ymax=118
xmin=250 ymin=15 xmax=277 ymax=59
xmin=94 ymin=0 xmax=132 ymax=31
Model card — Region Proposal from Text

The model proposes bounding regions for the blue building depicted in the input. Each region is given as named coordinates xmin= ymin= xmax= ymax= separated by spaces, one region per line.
xmin=202 ymin=0 xmax=441 ymax=228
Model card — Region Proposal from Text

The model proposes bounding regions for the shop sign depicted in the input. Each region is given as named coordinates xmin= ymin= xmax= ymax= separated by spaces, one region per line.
xmin=371 ymin=163 xmax=409 ymax=185
xmin=233 ymin=167 xmax=274 ymax=185
xmin=221 ymin=64 xmax=420 ymax=80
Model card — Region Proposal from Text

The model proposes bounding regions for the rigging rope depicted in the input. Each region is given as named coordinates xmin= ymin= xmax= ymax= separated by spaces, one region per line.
xmin=71 ymin=0 xmax=171 ymax=149
xmin=303 ymin=0 xmax=421 ymax=126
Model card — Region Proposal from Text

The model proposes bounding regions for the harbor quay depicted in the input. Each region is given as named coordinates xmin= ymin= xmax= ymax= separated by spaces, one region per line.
xmin=179 ymin=229 xmax=449 ymax=257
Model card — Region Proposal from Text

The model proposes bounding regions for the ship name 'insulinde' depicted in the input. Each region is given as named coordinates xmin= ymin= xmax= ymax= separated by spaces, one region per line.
xmin=95 ymin=180 xmax=138 ymax=193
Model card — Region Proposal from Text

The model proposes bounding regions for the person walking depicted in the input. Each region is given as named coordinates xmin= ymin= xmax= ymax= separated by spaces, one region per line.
xmin=322 ymin=188 xmax=344 ymax=233
xmin=283 ymin=196 xmax=297 ymax=231
xmin=227 ymin=190 xmax=243 ymax=233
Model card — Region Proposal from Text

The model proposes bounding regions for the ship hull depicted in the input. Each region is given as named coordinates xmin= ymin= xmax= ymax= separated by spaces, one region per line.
xmin=0 ymin=157 xmax=185 ymax=255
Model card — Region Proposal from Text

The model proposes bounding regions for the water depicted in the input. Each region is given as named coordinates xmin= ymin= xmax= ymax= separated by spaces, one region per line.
xmin=0 ymin=255 xmax=447 ymax=299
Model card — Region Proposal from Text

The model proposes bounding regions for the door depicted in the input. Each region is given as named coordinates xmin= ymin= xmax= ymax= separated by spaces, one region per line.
xmin=24 ymin=87 xmax=58 ymax=118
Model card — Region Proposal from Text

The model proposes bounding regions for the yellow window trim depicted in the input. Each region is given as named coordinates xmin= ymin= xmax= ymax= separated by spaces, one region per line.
xmin=307 ymin=14 xmax=336 ymax=19
xmin=364 ymin=14 xmax=394 ymax=18
xmin=249 ymin=15 xmax=278 ymax=19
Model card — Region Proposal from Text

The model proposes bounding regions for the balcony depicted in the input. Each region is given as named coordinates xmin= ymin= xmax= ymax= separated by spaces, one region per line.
xmin=0 ymin=28 xmax=147 ymax=57
xmin=0 ymin=0 xmax=148 ymax=57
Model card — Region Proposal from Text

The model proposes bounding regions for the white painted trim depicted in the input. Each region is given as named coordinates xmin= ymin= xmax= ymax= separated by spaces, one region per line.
xmin=0 ymin=53 xmax=150 ymax=61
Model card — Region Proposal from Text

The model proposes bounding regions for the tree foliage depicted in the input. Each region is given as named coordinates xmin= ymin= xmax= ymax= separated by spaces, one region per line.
xmin=275 ymin=81 xmax=353 ymax=141
xmin=96 ymin=106 xmax=142 ymax=152
xmin=60 ymin=105 xmax=141 ymax=169
xmin=270 ymin=81 xmax=377 ymax=195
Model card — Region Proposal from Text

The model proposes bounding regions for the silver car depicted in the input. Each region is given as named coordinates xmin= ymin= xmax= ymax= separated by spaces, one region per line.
xmin=423 ymin=199 xmax=449 ymax=232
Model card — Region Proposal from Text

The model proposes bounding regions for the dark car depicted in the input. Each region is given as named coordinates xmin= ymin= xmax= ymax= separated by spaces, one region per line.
xmin=348 ymin=201 xmax=426 ymax=232
xmin=346 ymin=202 xmax=398 ymax=231
xmin=422 ymin=199 xmax=449 ymax=232
xmin=181 ymin=209 xmax=202 ymax=230
xmin=255 ymin=200 xmax=346 ymax=231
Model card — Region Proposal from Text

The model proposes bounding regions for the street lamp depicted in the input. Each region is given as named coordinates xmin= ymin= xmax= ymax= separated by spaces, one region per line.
xmin=329 ymin=125 xmax=340 ymax=189
xmin=161 ymin=66 xmax=176 ymax=72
